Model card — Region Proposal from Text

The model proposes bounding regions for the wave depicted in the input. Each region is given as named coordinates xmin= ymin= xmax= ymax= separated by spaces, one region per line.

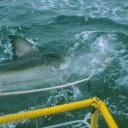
xmin=50 ymin=15 xmax=128 ymax=32
xmin=1 ymin=15 xmax=128 ymax=34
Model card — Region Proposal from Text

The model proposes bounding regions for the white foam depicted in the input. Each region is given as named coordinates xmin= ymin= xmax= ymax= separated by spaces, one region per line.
xmin=62 ymin=32 xmax=118 ymax=77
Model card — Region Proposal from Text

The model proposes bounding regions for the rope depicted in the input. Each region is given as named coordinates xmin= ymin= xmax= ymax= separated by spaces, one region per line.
xmin=0 ymin=76 xmax=91 ymax=96
xmin=0 ymin=97 xmax=96 ymax=124
xmin=98 ymin=101 xmax=118 ymax=128
xmin=0 ymin=97 xmax=118 ymax=128
xmin=90 ymin=99 xmax=118 ymax=128
xmin=90 ymin=109 xmax=99 ymax=128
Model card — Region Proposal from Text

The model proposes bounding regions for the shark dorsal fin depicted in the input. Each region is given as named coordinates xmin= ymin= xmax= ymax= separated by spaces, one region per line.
xmin=9 ymin=35 xmax=34 ymax=58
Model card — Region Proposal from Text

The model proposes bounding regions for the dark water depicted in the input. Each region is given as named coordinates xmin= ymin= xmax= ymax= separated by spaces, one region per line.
xmin=0 ymin=0 xmax=128 ymax=128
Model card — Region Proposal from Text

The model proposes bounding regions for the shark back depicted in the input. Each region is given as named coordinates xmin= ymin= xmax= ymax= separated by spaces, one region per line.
xmin=0 ymin=35 xmax=62 ymax=71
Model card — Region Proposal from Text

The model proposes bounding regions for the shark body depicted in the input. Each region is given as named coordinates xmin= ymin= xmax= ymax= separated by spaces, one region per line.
xmin=0 ymin=35 xmax=62 ymax=92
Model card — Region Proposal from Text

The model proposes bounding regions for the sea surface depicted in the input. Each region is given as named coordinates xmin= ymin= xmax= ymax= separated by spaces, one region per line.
xmin=0 ymin=0 xmax=128 ymax=128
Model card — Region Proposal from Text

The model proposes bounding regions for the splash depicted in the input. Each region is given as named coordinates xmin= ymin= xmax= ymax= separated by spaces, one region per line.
xmin=60 ymin=32 xmax=118 ymax=78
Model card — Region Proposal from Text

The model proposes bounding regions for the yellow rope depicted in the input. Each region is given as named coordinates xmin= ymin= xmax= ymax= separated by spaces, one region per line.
xmin=0 ymin=97 xmax=96 ymax=124
xmin=0 ymin=97 xmax=118 ymax=128
xmin=98 ymin=101 xmax=118 ymax=128
xmin=90 ymin=109 xmax=99 ymax=128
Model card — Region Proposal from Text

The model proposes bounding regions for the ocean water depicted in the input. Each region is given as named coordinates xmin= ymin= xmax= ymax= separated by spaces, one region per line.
xmin=0 ymin=0 xmax=128 ymax=127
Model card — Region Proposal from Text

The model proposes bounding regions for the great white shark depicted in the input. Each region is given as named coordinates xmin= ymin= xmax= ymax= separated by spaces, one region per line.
xmin=0 ymin=35 xmax=62 ymax=93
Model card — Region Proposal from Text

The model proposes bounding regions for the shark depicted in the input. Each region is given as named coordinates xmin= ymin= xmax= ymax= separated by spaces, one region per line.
xmin=0 ymin=35 xmax=62 ymax=93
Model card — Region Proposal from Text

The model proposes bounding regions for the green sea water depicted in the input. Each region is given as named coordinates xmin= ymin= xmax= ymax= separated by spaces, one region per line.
xmin=0 ymin=0 xmax=128 ymax=128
